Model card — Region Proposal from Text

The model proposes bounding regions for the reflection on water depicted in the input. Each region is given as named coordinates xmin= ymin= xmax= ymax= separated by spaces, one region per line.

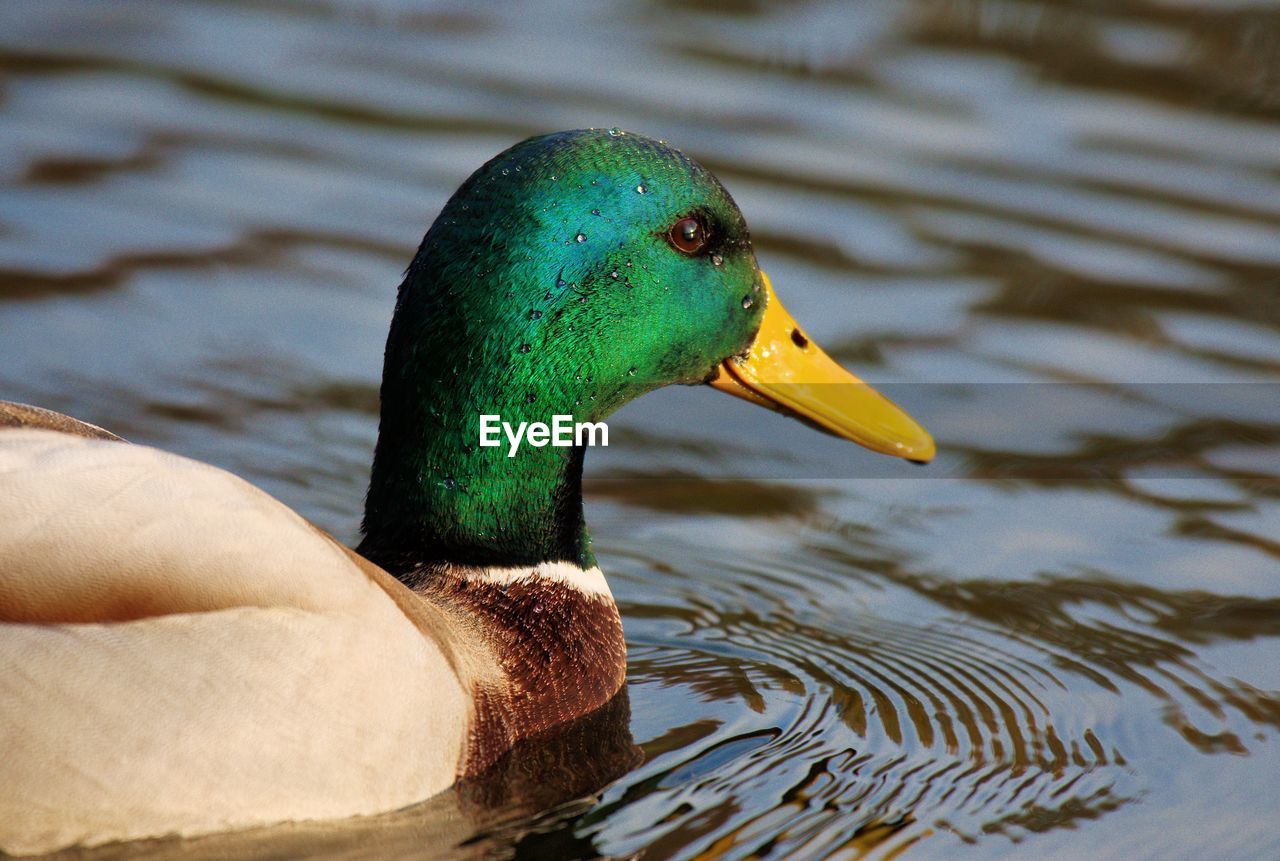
xmin=1 ymin=0 xmax=1278 ymax=858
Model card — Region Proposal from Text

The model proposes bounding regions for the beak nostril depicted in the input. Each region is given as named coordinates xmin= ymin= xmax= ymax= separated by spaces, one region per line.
xmin=790 ymin=328 xmax=809 ymax=349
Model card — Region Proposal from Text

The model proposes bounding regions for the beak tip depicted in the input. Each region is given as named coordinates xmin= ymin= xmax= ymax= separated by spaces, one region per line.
xmin=896 ymin=433 xmax=936 ymax=465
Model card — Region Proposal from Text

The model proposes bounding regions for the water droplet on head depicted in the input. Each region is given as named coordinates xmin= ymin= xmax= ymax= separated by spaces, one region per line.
xmin=627 ymin=367 xmax=637 ymax=376
xmin=556 ymin=278 xmax=566 ymax=288
xmin=610 ymin=271 xmax=619 ymax=280
xmin=711 ymin=253 xmax=724 ymax=266
xmin=608 ymin=127 xmax=622 ymax=136
xmin=742 ymin=296 xmax=754 ymax=309
xmin=544 ymin=290 xmax=553 ymax=300
xmin=442 ymin=476 xmax=456 ymax=490
xmin=591 ymin=209 xmax=600 ymax=216
xmin=635 ymin=184 xmax=647 ymax=194
xmin=529 ymin=309 xmax=543 ymax=321
xmin=501 ymin=168 xmax=509 ymax=176
xmin=526 ymin=392 xmax=537 ymax=404
xmin=575 ymin=233 xmax=586 ymax=243
xmin=519 ymin=343 xmax=531 ymax=354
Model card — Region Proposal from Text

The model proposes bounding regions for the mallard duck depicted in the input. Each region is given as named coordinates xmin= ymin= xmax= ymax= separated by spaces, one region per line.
xmin=0 ymin=128 xmax=933 ymax=855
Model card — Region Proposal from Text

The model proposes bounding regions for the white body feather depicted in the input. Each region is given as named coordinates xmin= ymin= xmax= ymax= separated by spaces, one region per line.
xmin=0 ymin=431 xmax=472 ymax=855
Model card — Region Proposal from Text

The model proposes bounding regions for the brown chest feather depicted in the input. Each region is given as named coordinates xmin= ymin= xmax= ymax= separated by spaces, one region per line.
xmin=422 ymin=575 xmax=627 ymax=774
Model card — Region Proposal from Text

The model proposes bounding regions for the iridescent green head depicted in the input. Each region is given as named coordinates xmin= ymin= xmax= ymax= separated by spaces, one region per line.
xmin=362 ymin=129 xmax=762 ymax=571
xmin=360 ymin=129 xmax=933 ymax=575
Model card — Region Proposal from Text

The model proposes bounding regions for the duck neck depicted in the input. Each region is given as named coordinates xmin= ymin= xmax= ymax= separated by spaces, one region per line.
xmin=357 ymin=266 xmax=598 ymax=577
xmin=359 ymin=413 xmax=592 ymax=576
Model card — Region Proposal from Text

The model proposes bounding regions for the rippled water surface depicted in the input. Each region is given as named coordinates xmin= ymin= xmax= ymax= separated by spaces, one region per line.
xmin=3 ymin=1 xmax=1280 ymax=858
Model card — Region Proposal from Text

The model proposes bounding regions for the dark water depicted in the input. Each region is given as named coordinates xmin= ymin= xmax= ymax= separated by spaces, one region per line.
xmin=3 ymin=1 xmax=1280 ymax=858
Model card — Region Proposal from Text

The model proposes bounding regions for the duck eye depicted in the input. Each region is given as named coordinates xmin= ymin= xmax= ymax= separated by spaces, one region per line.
xmin=667 ymin=216 xmax=707 ymax=255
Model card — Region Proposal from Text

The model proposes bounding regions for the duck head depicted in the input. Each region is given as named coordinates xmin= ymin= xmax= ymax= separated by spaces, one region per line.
xmin=360 ymin=129 xmax=932 ymax=575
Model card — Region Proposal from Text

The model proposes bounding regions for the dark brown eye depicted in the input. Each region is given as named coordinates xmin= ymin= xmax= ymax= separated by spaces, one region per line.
xmin=668 ymin=216 xmax=707 ymax=255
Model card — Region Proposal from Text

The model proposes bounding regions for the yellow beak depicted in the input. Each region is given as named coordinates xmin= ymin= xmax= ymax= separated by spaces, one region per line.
xmin=710 ymin=272 xmax=936 ymax=463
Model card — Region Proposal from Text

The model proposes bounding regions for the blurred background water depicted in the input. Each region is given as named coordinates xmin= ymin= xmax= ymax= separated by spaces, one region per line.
xmin=2 ymin=0 xmax=1279 ymax=858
